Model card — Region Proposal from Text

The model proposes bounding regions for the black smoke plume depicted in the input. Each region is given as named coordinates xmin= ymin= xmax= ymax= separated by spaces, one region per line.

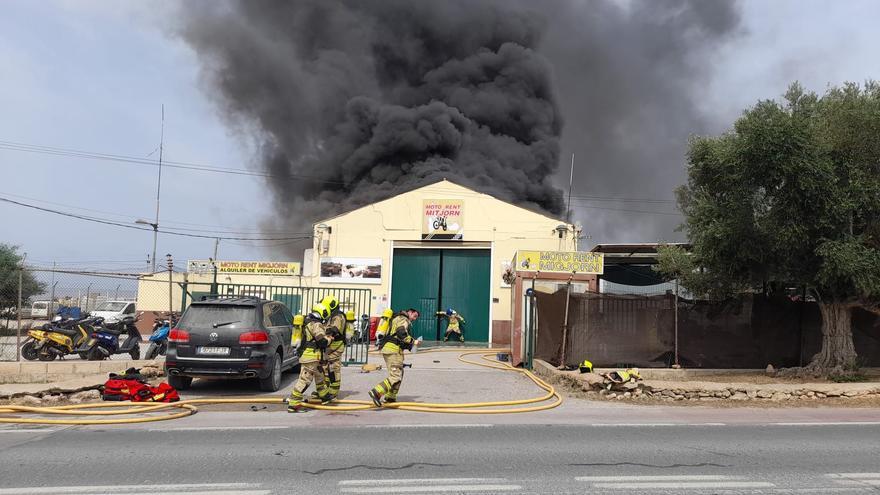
xmin=180 ymin=0 xmax=565 ymax=248
xmin=179 ymin=0 xmax=740 ymax=251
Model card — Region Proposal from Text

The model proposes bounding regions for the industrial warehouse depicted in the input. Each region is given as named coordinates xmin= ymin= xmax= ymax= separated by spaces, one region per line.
xmin=137 ymin=179 xmax=601 ymax=357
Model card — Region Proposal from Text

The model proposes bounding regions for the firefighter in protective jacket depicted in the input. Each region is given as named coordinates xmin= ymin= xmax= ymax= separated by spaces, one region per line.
xmin=368 ymin=308 xmax=420 ymax=406
xmin=437 ymin=308 xmax=465 ymax=342
xmin=318 ymin=295 xmax=346 ymax=400
xmin=287 ymin=303 xmax=333 ymax=413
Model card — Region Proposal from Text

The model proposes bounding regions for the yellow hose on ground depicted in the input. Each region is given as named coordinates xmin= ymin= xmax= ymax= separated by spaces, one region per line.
xmin=0 ymin=348 xmax=560 ymax=425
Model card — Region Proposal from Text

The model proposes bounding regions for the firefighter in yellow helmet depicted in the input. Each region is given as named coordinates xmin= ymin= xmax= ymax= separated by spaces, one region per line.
xmin=369 ymin=308 xmax=420 ymax=406
xmin=318 ymin=295 xmax=346 ymax=400
xmin=287 ymin=303 xmax=333 ymax=413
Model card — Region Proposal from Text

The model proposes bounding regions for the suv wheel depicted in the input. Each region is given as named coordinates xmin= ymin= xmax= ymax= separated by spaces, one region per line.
xmin=259 ymin=352 xmax=282 ymax=392
xmin=168 ymin=375 xmax=193 ymax=391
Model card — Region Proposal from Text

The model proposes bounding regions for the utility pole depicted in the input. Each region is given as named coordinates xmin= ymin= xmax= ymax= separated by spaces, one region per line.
xmin=166 ymin=254 xmax=174 ymax=314
xmin=566 ymin=153 xmax=574 ymax=224
xmin=674 ymin=278 xmax=680 ymax=368
xmin=16 ymin=254 xmax=24 ymax=362
xmin=213 ymin=237 xmax=220 ymax=261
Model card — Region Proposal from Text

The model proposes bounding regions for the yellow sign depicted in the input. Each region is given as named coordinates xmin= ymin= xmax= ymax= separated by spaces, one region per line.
xmin=422 ymin=199 xmax=464 ymax=240
xmin=187 ymin=260 xmax=302 ymax=276
xmin=515 ymin=250 xmax=604 ymax=275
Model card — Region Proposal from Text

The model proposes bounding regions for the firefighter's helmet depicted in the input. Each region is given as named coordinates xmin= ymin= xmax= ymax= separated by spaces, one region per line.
xmin=321 ymin=295 xmax=339 ymax=312
xmin=311 ymin=303 xmax=330 ymax=320
xmin=293 ymin=314 xmax=304 ymax=326
xmin=578 ymin=360 xmax=594 ymax=374
xmin=345 ymin=310 xmax=355 ymax=322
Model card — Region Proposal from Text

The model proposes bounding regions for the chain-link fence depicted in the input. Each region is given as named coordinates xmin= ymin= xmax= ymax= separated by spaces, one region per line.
xmin=0 ymin=266 xmax=179 ymax=361
xmin=1 ymin=266 xmax=374 ymax=363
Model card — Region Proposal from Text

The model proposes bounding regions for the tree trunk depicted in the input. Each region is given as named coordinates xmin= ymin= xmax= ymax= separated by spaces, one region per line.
xmin=809 ymin=301 xmax=858 ymax=370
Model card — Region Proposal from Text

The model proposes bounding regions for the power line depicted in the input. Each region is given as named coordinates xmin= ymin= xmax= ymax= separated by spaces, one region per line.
xmin=0 ymin=190 xmax=309 ymax=235
xmin=0 ymin=140 xmax=346 ymax=185
xmin=570 ymin=204 xmax=683 ymax=216
xmin=0 ymin=196 xmax=313 ymax=241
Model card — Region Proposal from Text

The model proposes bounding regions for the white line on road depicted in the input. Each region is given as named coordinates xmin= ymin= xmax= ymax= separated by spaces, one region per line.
xmin=340 ymin=478 xmax=509 ymax=486
xmin=826 ymin=473 xmax=880 ymax=479
xmin=0 ymin=483 xmax=262 ymax=494
xmin=146 ymin=426 xmax=292 ymax=432
xmin=592 ymin=481 xmax=776 ymax=490
xmin=768 ymin=422 xmax=880 ymax=426
xmin=833 ymin=480 xmax=880 ymax=487
xmin=339 ymin=485 xmax=522 ymax=493
xmin=576 ymin=475 xmax=734 ymax=482
xmin=0 ymin=429 xmax=62 ymax=434
xmin=356 ymin=424 xmax=494 ymax=429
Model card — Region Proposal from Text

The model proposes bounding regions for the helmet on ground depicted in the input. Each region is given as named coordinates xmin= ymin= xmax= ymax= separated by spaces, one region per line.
xmin=320 ymin=295 xmax=339 ymax=312
xmin=345 ymin=310 xmax=355 ymax=322
xmin=446 ymin=308 xmax=454 ymax=316
xmin=311 ymin=303 xmax=330 ymax=320
xmin=578 ymin=360 xmax=594 ymax=374
xmin=381 ymin=308 xmax=394 ymax=319
xmin=627 ymin=368 xmax=641 ymax=379
xmin=293 ymin=314 xmax=304 ymax=326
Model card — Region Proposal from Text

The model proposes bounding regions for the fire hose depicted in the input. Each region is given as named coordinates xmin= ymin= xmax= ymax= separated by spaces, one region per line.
xmin=0 ymin=349 xmax=561 ymax=425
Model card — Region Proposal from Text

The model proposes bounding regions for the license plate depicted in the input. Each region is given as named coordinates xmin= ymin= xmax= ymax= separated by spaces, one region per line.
xmin=197 ymin=346 xmax=230 ymax=356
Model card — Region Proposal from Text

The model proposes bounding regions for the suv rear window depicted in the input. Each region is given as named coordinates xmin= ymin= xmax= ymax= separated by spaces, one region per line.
xmin=178 ymin=305 xmax=256 ymax=331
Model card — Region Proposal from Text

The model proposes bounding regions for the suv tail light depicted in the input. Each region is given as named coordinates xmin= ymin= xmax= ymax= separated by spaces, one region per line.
xmin=239 ymin=331 xmax=269 ymax=345
xmin=168 ymin=328 xmax=190 ymax=343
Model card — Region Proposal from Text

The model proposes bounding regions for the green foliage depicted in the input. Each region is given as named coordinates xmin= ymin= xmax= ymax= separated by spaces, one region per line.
xmin=678 ymin=82 xmax=880 ymax=306
xmin=0 ymin=244 xmax=45 ymax=309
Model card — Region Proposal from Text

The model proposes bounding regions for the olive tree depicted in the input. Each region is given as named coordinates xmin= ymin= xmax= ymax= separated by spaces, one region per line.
xmin=676 ymin=82 xmax=880 ymax=371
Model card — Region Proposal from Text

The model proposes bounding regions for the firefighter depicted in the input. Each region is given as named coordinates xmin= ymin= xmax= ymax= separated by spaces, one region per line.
xmin=291 ymin=314 xmax=304 ymax=352
xmin=437 ymin=308 xmax=465 ymax=342
xmin=287 ymin=303 xmax=333 ymax=413
xmin=318 ymin=295 xmax=346 ymax=400
xmin=369 ymin=308 xmax=420 ymax=406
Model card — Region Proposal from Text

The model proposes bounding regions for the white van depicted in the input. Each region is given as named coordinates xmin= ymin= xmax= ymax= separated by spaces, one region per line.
xmin=91 ymin=301 xmax=137 ymax=323
xmin=31 ymin=301 xmax=50 ymax=319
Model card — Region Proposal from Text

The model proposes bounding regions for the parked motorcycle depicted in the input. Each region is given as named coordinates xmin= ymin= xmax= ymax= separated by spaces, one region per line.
xmin=77 ymin=315 xmax=143 ymax=361
xmin=20 ymin=316 xmax=97 ymax=361
xmin=144 ymin=312 xmax=178 ymax=360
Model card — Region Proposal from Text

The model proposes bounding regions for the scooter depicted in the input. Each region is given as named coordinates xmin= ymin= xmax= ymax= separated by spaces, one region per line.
xmin=144 ymin=312 xmax=177 ymax=360
xmin=20 ymin=316 xmax=96 ymax=361
xmin=78 ymin=315 xmax=143 ymax=361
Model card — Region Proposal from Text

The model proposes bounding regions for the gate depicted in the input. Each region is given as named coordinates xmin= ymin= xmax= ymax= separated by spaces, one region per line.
xmin=179 ymin=282 xmax=372 ymax=365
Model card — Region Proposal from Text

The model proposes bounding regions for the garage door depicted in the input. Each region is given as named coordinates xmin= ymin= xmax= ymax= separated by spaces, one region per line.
xmin=390 ymin=248 xmax=490 ymax=342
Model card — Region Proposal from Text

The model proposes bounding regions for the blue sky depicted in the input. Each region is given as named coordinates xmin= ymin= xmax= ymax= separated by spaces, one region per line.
xmin=2 ymin=0 xmax=879 ymax=272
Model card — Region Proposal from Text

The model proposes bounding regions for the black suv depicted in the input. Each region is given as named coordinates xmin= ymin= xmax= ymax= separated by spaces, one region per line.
xmin=164 ymin=297 xmax=298 ymax=392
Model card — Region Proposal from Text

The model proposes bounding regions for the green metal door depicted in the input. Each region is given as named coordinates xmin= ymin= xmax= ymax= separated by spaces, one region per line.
xmin=391 ymin=249 xmax=442 ymax=341
xmin=440 ymin=250 xmax=491 ymax=343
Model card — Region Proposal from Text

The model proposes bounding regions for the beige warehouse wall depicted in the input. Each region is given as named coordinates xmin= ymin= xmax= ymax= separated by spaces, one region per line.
xmin=305 ymin=180 xmax=577 ymax=331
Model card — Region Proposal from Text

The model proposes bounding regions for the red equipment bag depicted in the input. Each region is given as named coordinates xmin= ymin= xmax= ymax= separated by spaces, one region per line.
xmin=101 ymin=378 xmax=150 ymax=402
xmin=101 ymin=379 xmax=180 ymax=402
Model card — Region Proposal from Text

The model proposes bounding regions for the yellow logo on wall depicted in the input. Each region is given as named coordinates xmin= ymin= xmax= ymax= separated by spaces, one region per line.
xmin=422 ymin=199 xmax=464 ymax=240
xmin=515 ymin=250 xmax=604 ymax=275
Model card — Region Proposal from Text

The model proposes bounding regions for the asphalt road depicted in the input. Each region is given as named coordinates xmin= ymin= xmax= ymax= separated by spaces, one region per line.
xmin=2 ymin=423 xmax=879 ymax=494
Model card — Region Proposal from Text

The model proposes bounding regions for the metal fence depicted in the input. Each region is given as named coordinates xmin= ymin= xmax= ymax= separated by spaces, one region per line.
xmin=1 ymin=267 xmax=372 ymax=364
xmin=535 ymin=288 xmax=880 ymax=369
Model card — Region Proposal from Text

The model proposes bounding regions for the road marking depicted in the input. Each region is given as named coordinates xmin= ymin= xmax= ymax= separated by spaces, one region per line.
xmin=833 ymin=480 xmax=880 ymax=487
xmin=826 ymin=473 xmax=880 ymax=479
xmin=577 ymin=475 xmax=734 ymax=482
xmin=769 ymin=422 xmax=880 ymax=426
xmin=0 ymin=483 xmax=262 ymax=494
xmin=356 ymin=424 xmax=493 ymax=429
xmin=146 ymin=426 xmax=291 ymax=432
xmin=340 ymin=478 xmax=509 ymax=486
xmin=0 ymin=429 xmax=62 ymax=434
xmin=592 ymin=481 xmax=775 ymax=489
xmin=339 ymin=485 xmax=522 ymax=493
